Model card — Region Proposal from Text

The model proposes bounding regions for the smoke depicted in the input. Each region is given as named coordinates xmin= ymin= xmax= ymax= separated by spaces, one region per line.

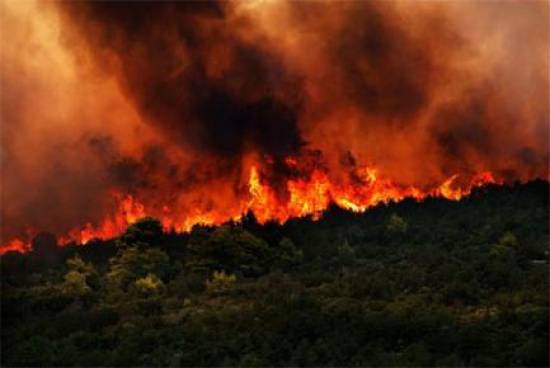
xmin=253 ymin=0 xmax=549 ymax=185
xmin=56 ymin=1 xmax=305 ymax=159
xmin=0 ymin=0 xmax=161 ymax=240
xmin=1 ymin=0 xmax=548 ymax=240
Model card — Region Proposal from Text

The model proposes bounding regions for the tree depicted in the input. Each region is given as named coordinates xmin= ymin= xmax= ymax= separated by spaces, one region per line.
xmin=385 ymin=213 xmax=408 ymax=236
xmin=275 ymin=237 xmax=304 ymax=269
xmin=186 ymin=226 xmax=272 ymax=277
xmin=337 ymin=239 xmax=355 ymax=266
xmin=117 ymin=217 xmax=164 ymax=248
xmin=133 ymin=273 xmax=166 ymax=298
xmin=60 ymin=255 xmax=100 ymax=302
xmin=499 ymin=232 xmax=519 ymax=248
xmin=106 ymin=246 xmax=171 ymax=291
xmin=66 ymin=255 xmax=100 ymax=290
xmin=62 ymin=270 xmax=91 ymax=300
xmin=205 ymin=271 xmax=237 ymax=295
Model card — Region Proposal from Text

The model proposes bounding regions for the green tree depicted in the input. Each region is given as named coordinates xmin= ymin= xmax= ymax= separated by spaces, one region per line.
xmin=187 ymin=226 xmax=272 ymax=276
xmin=337 ymin=239 xmax=356 ymax=266
xmin=117 ymin=217 xmax=164 ymax=248
xmin=133 ymin=273 xmax=166 ymax=298
xmin=275 ymin=237 xmax=304 ymax=269
xmin=499 ymin=231 xmax=519 ymax=248
xmin=66 ymin=255 xmax=100 ymax=290
xmin=490 ymin=233 xmax=518 ymax=263
xmin=385 ymin=213 xmax=408 ymax=236
xmin=205 ymin=270 xmax=236 ymax=295
xmin=106 ymin=246 xmax=171 ymax=291
xmin=62 ymin=270 xmax=91 ymax=300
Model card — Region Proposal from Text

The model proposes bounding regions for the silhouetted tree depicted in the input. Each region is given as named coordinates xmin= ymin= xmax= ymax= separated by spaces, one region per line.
xmin=117 ymin=217 xmax=164 ymax=248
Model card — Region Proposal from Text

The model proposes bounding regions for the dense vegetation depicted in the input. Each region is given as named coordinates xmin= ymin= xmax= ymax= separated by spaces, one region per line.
xmin=2 ymin=181 xmax=549 ymax=367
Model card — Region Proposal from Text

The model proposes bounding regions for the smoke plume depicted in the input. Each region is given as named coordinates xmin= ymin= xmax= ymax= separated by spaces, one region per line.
xmin=1 ymin=0 xmax=548 ymax=244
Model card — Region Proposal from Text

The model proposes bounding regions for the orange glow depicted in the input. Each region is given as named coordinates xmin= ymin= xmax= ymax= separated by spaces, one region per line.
xmin=1 ymin=1 xmax=545 ymax=256
xmin=436 ymin=175 xmax=462 ymax=201
xmin=0 ymin=162 xmax=500 ymax=255
xmin=1 ymin=239 xmax=31 ymax=255
xmin=57 ymin=194 xmax=146 ymax=246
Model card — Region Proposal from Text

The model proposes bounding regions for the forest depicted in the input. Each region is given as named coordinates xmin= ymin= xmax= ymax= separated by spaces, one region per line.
xmin=1 ymin=180 xmax=548 ymax=367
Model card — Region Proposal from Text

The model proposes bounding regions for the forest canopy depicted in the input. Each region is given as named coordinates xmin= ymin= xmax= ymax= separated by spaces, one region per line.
xmin=1 ymin=181 xmax=549 ymax=367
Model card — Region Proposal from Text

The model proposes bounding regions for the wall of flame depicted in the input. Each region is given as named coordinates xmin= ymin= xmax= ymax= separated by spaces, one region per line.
xmin=1 ymin=0 xmax=548 ymax=253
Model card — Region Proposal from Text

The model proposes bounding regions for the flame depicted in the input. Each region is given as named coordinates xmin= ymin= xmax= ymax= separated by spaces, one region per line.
xmin=1 ymin=239 xmax=31 ymax=254
xmin=56 ymin=194 xmax=146 ymax=246
xmin=0 ymin=1 xmax=545 ymax=256
xmin=0 ymin=161 xmax=502 ymax=255
xmin=436 ymin=175 xmax=462 ymax=201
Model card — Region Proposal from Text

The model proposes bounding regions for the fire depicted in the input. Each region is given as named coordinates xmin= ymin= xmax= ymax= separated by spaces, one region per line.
xmin=57 ymin=194 xmax=146 ymax=246
xmin=1 ymin=2 xmax=546 ymax=257
xmin=0 ymin=161 xmax=501 ymax=255
xmin=434 ymin=172 xmax=497 ymax=201
xmin=248 ymin=166 xmax=275 ymax=222
xmin=436 ymin=175 xmax=462 ymax=201
xmin=1 ymin=239 xmax=31 ymax=254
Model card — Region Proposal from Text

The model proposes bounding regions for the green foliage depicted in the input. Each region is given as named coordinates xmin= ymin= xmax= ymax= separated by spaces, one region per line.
xmin=133 ymin=273 xmax=166 ymax=298
xmin=1 ymin=182 xmax=549 ymax=367
xmin=106 ymin=246 xmax=171 ymax=291
xmin=28 ymin=285 xmax=73 ymax=313
xmin=385 ymin=213 xmax=408 ymax=235
xmin=499 ymin=231 xmax=519 ymax=248
xmin=205 ymin=270 xmax=237 ymax=295
xmin=62 ymin=270 xmax=91 ymax=299
xmin=186 ymin=225 xmax=273 ymax=276
xmin=337 ymin=239 xmax=356 ymax=266
xmin=117 ymin=217 xmax=164 ymax=248
xmin=276 ymin=237 xmax=304 ymax=269
xmin=66 ymin=255 xmax=100 ymax=289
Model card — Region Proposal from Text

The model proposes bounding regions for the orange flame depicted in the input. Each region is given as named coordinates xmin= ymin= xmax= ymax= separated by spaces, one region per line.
xmin=0 ymin=163 xmax=500 ymax=255
xmin=1 ymin=239 xmax=31 ymax=254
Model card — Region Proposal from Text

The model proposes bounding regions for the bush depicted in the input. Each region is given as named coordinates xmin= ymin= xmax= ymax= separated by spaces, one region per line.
xmin=118 ymin=217 xmax=164 ymax=248
xmin=276 ymin=237 xmax=304 ymax=269
xmin=133 ymin=274 xmax=166 ymax=298
xmin=206 ymin=271 xmax=237 ymax=295
xmin=106 ymin=246 xmax=171 ymax=291
xmin=187 ymin=226 xmax=272 ymax=276
xmin=385 ymin=214 xmax=408 ymax=236
xmin=337 ymin=240 xmax=356 ymax=266
xmin=62 ymin=270 xmax=92 ymax=300
xmin=66 ymin=255 xmax=100 ymax=290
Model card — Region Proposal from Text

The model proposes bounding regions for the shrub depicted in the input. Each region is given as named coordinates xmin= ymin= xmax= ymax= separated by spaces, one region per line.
xmin=134 ymin=274 xmax=166 ymax=298
xmin=385 ymin=213 xmax=408 ymax=236
xmin=206 ymin=271 xmax=237 ymax=295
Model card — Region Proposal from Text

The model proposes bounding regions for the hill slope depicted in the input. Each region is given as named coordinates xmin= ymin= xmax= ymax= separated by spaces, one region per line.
xmin=1 ymin=181 xmax=549 ymax=366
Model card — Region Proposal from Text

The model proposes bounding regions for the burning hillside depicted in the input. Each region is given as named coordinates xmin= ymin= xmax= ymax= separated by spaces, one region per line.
xmin=1 ymin=163 xmax=500 ymax=254
xmin=0 ymin=1 xmax=548 ymax=254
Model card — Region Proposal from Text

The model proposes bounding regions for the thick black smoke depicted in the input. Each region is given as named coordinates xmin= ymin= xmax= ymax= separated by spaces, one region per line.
xmin=59 ymin=1 xmax=304 ymax=159
xmin=1 ymin=0 xmax=547 ymax=244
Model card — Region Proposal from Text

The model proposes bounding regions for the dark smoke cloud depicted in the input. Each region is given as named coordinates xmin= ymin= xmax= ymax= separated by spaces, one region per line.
xmin=330 ymin=2 xmax=435 ymax=120
xmin=1 ymin=0 xmax=548 ymax=241
xmin=433 ymin=95 xmax=494 ymax=163
xmin=59 ymin=1 xmax=304 ymax=159
xmin=57 ymin=0 xmax=549 ymax=180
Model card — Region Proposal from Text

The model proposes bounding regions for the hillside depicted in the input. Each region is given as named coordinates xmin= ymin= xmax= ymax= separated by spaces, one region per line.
xmin=1 ymin=180 xmax=549 ymax=367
